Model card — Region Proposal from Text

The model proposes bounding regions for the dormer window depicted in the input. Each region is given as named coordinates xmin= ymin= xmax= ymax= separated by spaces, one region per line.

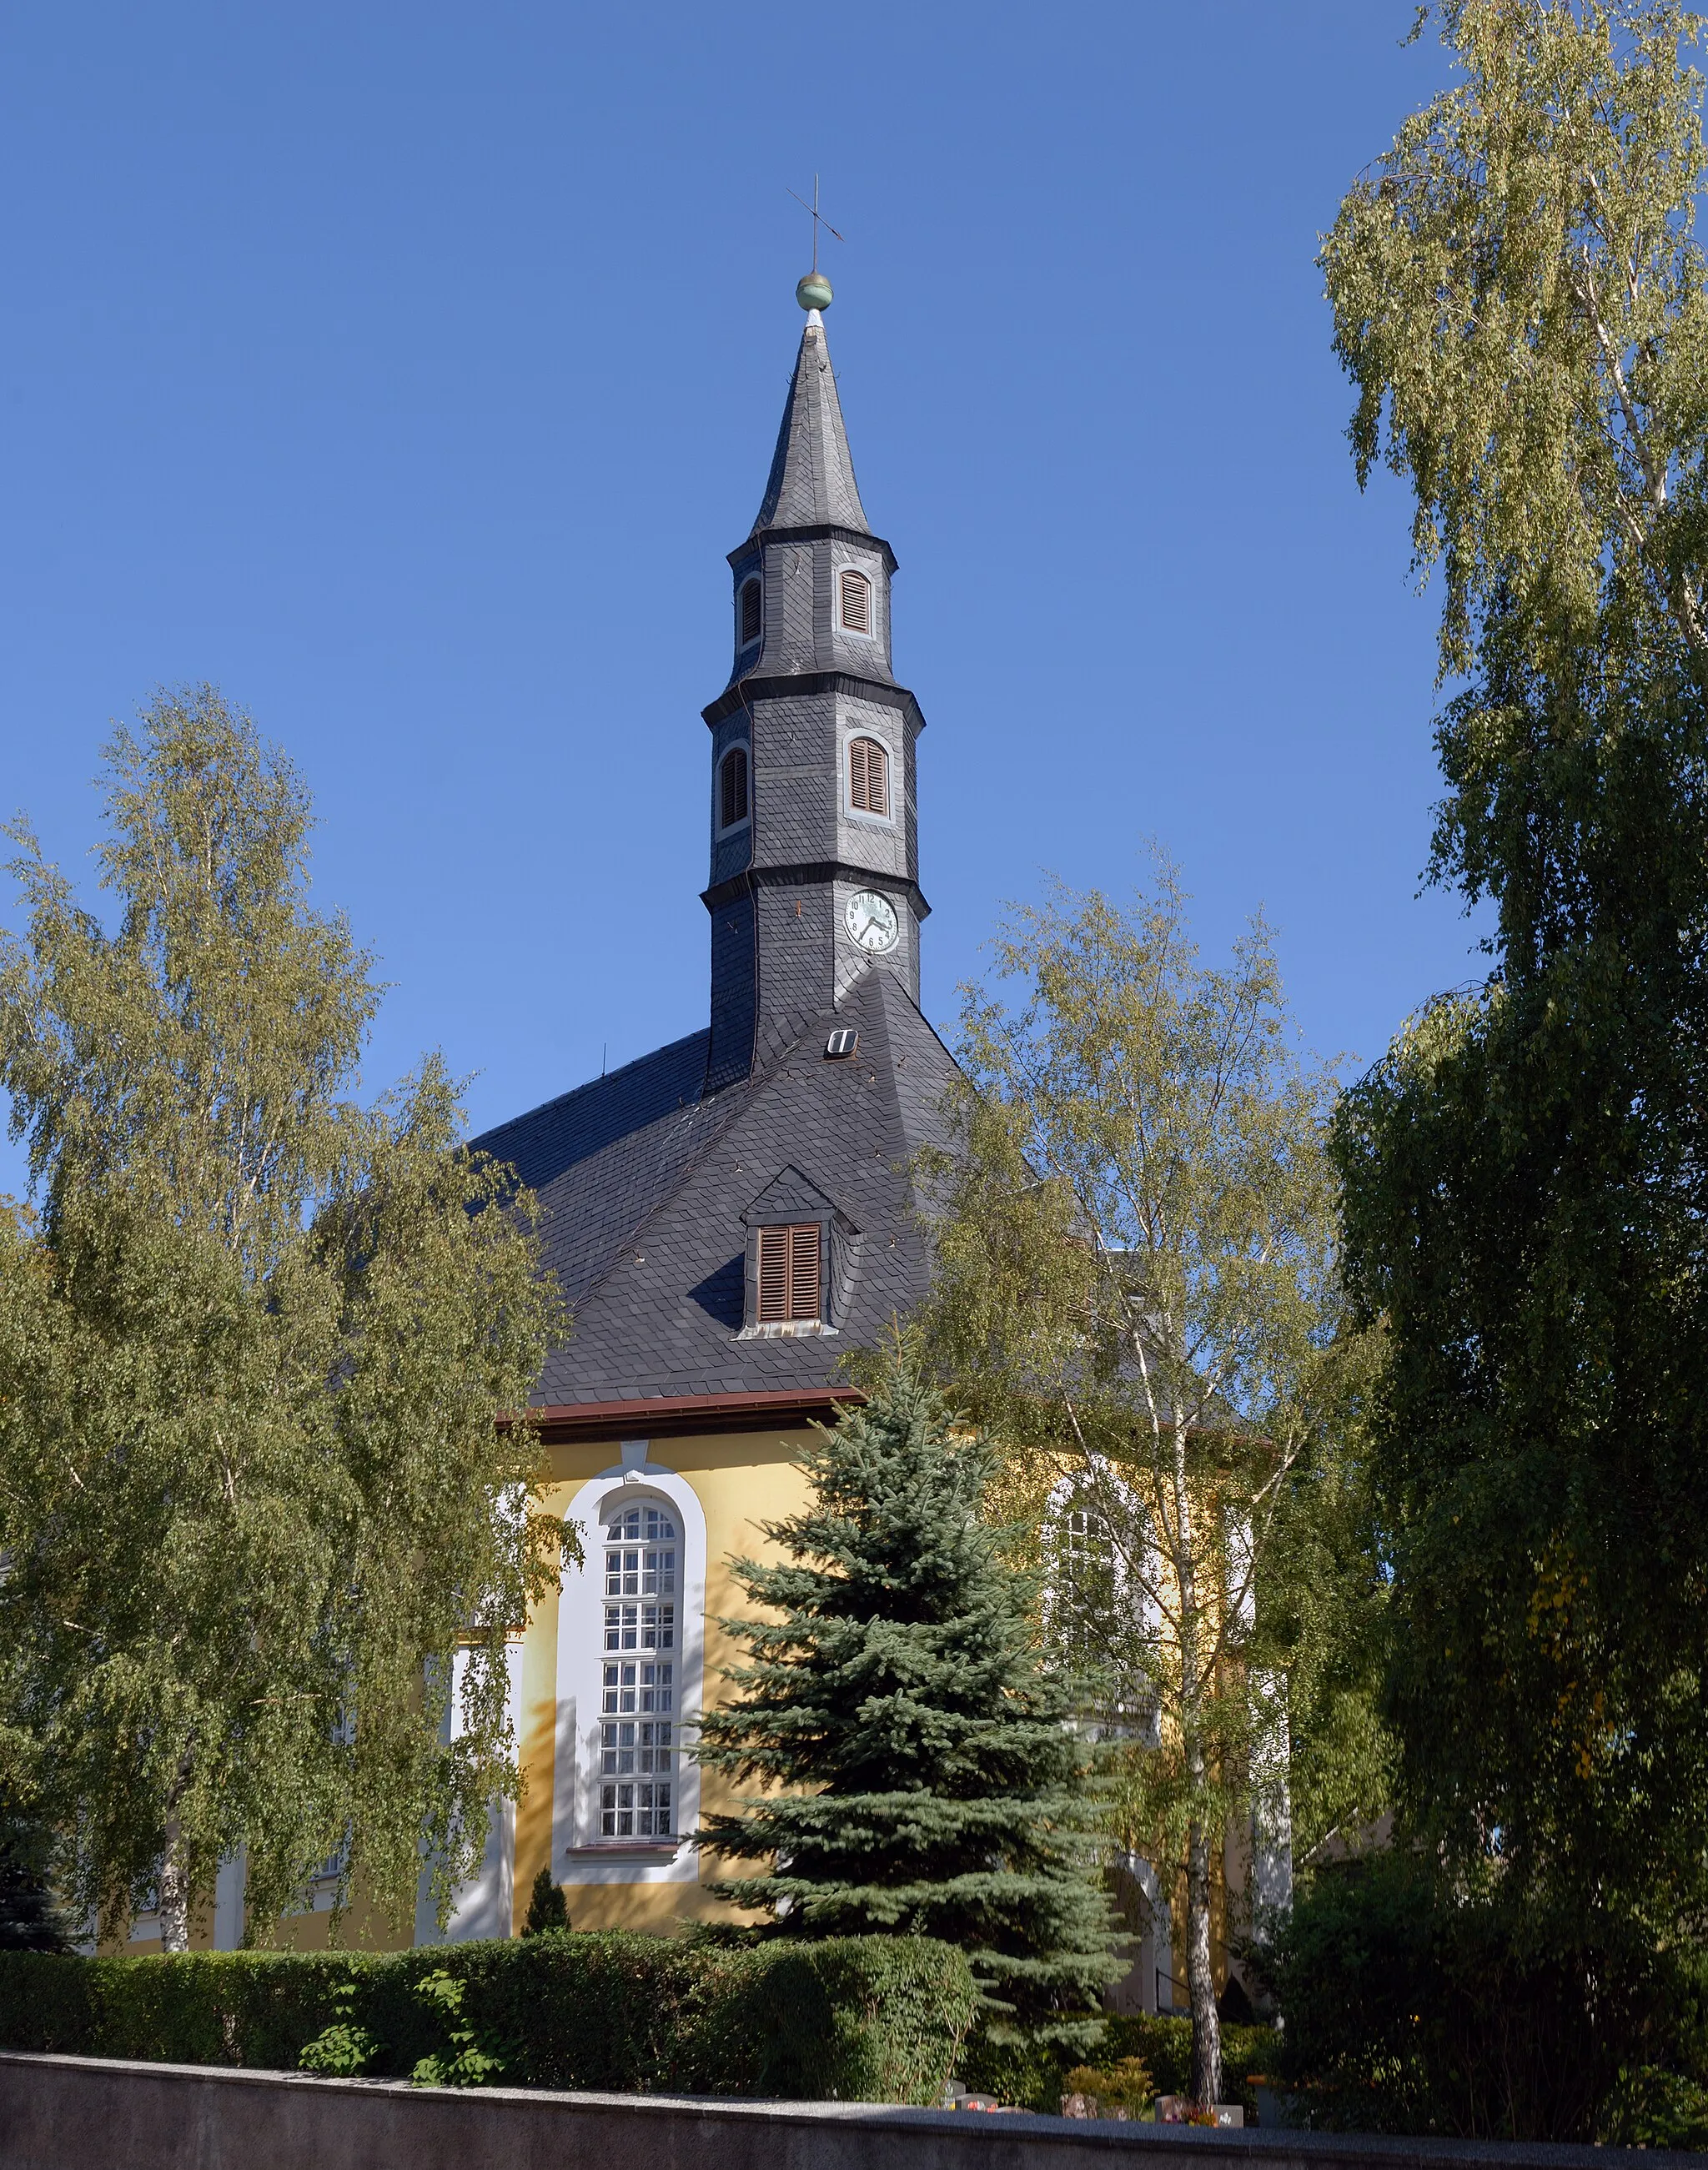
xmin=719 ymin=745 xmax=749 ymax=830
xmin=738 ymin=578 xmax=762 ymax=647
xmin=741 ymin=1166 xmax=852 ymax=1337
xmin=757 ymin=1223 xmax=821 ymax=1324
xmin=848 ymin=736 xmax=890 ymax=817
xmin=839 ymin=569 xmax=872 ymax=634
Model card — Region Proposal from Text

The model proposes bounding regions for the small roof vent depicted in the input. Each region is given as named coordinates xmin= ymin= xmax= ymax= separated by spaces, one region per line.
xmin=825 ymin=1028 xmax=858 ymax=1059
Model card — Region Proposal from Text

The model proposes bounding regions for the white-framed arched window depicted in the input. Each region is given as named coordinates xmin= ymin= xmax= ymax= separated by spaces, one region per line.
xmin=1042 ymin=1465 xmax=1159 ymax=1746
xmin=553 ymin=1454 xmax=707 ymax=1889
xmin=847 ymin=733 xmax=891 ymax=819
xmin=838 ymin=567 xmax=873 ymax=635
xmin=598 ymin=1495 xmax=677 ymax=1839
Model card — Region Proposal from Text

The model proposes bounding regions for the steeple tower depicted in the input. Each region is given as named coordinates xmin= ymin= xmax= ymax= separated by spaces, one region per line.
xmin=702 ymin=298 xmax=927 ymax=1093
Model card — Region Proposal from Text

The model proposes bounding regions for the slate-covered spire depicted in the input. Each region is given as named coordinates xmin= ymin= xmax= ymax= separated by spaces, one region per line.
xmin=751 ymin=311 xmax=870 ymax=535
xmin=702 ymin=291 xmax=926 ymax=1097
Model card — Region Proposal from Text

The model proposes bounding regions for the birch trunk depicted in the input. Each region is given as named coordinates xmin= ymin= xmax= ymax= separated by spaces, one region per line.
xmin=1172 ymin=1413 xmax=1223 ymax=2107
xmin=1184 ymin=1796 xmax=1223 ymax=2106
xmin=155 ymin=1823 xmax=191 ymax=1954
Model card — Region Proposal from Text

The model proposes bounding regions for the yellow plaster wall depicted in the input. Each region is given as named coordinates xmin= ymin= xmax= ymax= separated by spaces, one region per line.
xmin=508 ymin=1426 xmax=816 ymax=1939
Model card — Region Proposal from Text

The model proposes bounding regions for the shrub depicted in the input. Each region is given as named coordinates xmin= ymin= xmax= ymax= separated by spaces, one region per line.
xmin=0 ymin=1931 xmax=974 ymax=2105
xmin=1260 ymin=1851 xmax=1708 ymax=2142
xmin=520 ymin=1866 xmax=570 ymax=1937
xmin=960 ymin=2009 xmax=1278 ymax=2115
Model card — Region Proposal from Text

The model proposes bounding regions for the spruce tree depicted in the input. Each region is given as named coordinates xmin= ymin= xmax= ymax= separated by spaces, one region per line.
xmin=0 ymin=1788 xmax=71 ymax=1953
xmin=696 ymin=1355 xmax=1119 ymax=2050
xmin=521 ymin=1863 xmax=570 ymax=1936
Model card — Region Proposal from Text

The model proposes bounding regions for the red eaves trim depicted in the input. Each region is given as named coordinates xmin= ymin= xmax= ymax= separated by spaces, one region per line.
xmin=521 ymin=1386 xmax=863 ymax=1447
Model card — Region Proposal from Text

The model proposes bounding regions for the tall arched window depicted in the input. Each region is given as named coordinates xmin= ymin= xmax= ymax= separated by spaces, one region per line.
xmin=848 ymin=735 xmax=890 ymax=817
xmin=838 ymin=569 xmax=872 ymax=633
xmin=720 ymin=745 xmax=749 ymax=829
xmin=1043 ymin=1476 xmax=1158 ymax=1746
xmin=738 ymin=578 xmax=762 ymax=646
xmin=600 ymin=1499 xmax=677 ymax=1838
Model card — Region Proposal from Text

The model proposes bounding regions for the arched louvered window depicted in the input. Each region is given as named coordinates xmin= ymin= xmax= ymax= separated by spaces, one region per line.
xmin=739 ymin=578 xmax=762 ymax=646
xmin=839 ymin=569 xmax=872 ymax=633
xmin=848 ymin=735 xmax=890 ymax=818
xmin=720 ymin=745 xmax=749 ymax=830
xmin=756 ymin=1223 xmax=821 ymax=1324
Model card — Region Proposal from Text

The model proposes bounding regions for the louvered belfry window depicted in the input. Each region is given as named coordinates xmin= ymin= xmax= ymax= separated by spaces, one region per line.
xmin=757 ymin=1222 xmax=821 ymax=1324
xmin=720 ymin=745 xmax=749 ymax=828
xmin=739 ymin=578 xmax=762 ymax=645
xmin=839 ymin=569 xmax=872 ymax=632
xmin=848 ymin=735 xmax=890 ymax=817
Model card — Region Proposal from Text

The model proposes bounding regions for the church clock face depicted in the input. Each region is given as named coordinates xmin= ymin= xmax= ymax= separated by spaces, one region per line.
xmin=845 ymin=890 xmax=899 ymax=954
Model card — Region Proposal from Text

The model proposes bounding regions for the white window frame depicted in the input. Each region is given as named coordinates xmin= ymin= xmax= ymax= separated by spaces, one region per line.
xmin=552 ymin=1450 xmax=706 ymax=1887
xmin=841 ymin=723 xmax=897 ymax=829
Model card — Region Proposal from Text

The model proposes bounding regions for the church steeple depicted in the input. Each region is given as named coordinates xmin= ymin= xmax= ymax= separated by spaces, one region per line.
xmin=701 ymin=294 xmax=927 ymax=1095
xmin=751 ymin=310 xmax=870 ymax=535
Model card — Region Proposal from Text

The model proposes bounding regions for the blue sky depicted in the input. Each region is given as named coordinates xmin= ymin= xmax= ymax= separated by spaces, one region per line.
xmin=0 ymin=3 xmax=1478 ymax=1193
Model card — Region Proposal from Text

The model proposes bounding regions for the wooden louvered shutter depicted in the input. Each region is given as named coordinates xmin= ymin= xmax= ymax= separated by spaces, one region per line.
xmin=867 ymin=739 xmax=888 ymax=816
xmin=721 ymin=745 xmax=748 ymax=828
xmin=756 ymin=1223 xmax=821 ymax=1323
xmin=757 ymin=1226 xmax=790 ymax=1321
xmin=740 ymin=580 xmax=762 ymax=644
xmin=840 ymin=570 xmax=871 ymax=632
xmin=849 ymin=736 xmax=888 ymax=817
xmin=788 ymin=1223 xmax=821 ymax=1320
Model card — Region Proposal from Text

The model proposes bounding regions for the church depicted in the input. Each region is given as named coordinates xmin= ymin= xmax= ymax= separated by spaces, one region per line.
xmin=133 ymin=278 xmax=1230 ymax=2011
xmin=442 ymin=276 xmax=972 ymax=1942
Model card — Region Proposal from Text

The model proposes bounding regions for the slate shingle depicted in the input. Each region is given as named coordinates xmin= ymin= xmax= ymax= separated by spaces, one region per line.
xmin=470 ymin=969 xmax=961 ymax=1410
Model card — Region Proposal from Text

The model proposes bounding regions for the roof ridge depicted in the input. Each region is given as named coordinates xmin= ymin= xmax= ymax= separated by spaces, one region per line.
xmin=470 ymin=1027 xmax=708 ymax=1151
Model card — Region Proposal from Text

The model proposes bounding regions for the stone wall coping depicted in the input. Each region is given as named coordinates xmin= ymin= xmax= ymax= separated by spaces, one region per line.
xmin=0 ymin=2051 xmax=1700 ymax=2170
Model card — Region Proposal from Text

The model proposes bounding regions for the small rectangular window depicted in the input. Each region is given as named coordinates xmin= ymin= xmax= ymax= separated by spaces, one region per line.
xmin=757 ymin=1222 xmax=821 ymax=1323
xmin=839 ymin=569 xmax=872 ymax=633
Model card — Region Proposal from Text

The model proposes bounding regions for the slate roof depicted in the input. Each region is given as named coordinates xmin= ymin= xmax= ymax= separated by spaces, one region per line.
xmin=751 ymin=310 xmax=870 ymax=535
xmin=470 ymin=966 xmax=962 ymax=1409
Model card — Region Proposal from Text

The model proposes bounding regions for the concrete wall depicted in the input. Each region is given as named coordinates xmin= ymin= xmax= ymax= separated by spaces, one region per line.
xmin=0 ymin=2052 xmax=1692 ymax=2170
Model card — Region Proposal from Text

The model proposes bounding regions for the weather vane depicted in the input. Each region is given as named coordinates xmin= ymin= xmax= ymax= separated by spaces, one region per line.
xmin=787 ymin=174 xmax=843 ymax=312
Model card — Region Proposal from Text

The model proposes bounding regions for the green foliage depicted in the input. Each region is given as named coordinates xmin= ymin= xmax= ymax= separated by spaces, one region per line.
xmin=1600 ymin=2065 xmax=1708 ymax=2149
xmin=1258 ymin=1852 xmax=1708 ymax=2142
xmin=297 ymin=1974 xmax=376 ymax=2077
xmin=963 ymin=2012 xmax=1277 ymax=2117
xmin=0 ymin=688 xmax=572 ymax=1944
xmin=521 ymin=1865 xmax=570 ymax=1936
xmin=1062 ymin=2055 xmax=1154 ymax=2114
xmin=0 ymin=1786 xmax=73 ymax=1953
xmin=912 ymin=864 xmax=1378 ymax=2103
xmin=696 ymin=1352 xmax=1120 ymax=2057
xmin=1323 ymin=0 xmax=1708 ymax=683
xmin=1324 ymin=0 xmax=1708 ymax=2047
xmin=408 ymin=1967 xmax=505 ymax=2088
xmin=0 ymin=1932 xmax=976 ymax=2104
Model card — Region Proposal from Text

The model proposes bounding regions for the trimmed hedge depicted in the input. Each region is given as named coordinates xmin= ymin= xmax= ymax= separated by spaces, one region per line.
xmin=0 ymin=1931 xmax=976 ymax=2106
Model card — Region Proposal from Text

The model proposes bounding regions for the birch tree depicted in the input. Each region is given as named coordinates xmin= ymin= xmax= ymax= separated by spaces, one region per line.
xmin=1324 ymin=1 xmax=1708 ymax=1946
xmin=1323 ymin=0 xmax=1708 ymax=682
xmin=916 ymin=866 xmax=1354 ymax=2108
xmin=0 ymin=687 xmax=570 ymax=1949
